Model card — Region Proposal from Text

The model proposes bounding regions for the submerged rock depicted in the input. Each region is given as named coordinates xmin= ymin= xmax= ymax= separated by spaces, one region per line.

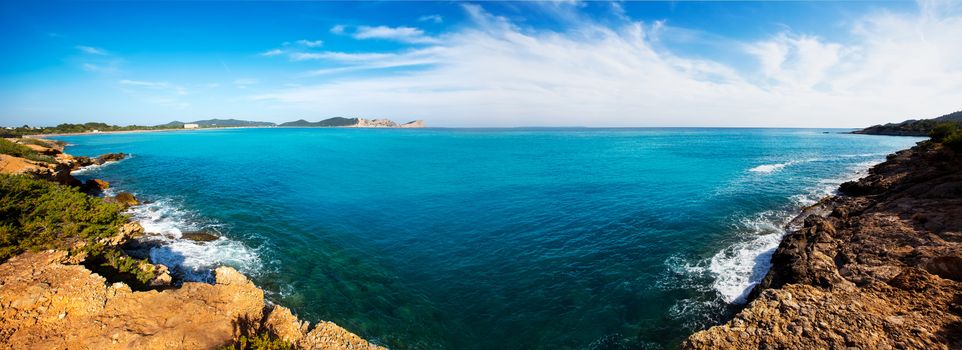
xmin=181 ymin=231 xmax=220 ymax=242
xmin=97 ymin=152 xmax=127 ymax=162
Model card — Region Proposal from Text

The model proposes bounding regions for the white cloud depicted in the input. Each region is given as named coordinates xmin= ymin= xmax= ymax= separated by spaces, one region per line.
xmin=260 ymin=49 xmax=284 ymax=57
xmin=82 ymin=63 xmax=118 ymax=73
xmin=233 ymin=78 xmax=258 ymax=88
xmin=296 ymin=39 xmax=323 ymax=47
xmin=252 ymin=2 xmax=962 ymax=127
xmin=76 ymin=45 xmax=108 ymax=55
xmin=120 ymin=79 xmax=187 ymax=95
xmin=336 ymin=25 xmax=439 ymax=44
xmin=290 ymin=51 xmax=396 ymax=62
xmin=418 ymin=14 xmax=443 ymax=24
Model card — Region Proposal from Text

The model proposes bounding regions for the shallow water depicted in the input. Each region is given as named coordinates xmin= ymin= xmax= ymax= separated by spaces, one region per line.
xmin=55 ymin=128 xmax=921 ymax=349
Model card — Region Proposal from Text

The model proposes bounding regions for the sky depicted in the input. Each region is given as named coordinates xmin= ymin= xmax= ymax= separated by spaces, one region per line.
xmin=1 ymin=0 xmax=960 ymax=127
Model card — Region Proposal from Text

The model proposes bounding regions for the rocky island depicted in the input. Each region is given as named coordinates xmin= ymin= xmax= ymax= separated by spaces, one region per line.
xmin=684 ymin=129 xmax=962 ymax=348
xmin=0 ymin=137 xmax=385 ymax=349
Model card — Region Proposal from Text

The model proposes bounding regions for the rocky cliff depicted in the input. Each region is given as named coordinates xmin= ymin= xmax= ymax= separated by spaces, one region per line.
xmin=0 ymin=138 xmax=386 ymax=350
xmin=683 ymin=141 xmax=962 ymax=349
xmin=0 ymin=251 xmax=384 ymax=350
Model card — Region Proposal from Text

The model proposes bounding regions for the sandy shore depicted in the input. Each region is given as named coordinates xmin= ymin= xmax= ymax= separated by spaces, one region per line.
xmin=25 ymin=126 xmax=272 ymax=138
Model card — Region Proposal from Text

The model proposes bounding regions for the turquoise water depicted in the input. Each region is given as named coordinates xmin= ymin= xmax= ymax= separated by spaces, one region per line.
xmin=56 ymin=128 xmax=920 ymax=349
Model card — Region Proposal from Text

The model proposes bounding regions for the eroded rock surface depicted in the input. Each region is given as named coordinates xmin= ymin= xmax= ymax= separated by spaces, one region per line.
xmin=684 ymin=142 xmax=962 ymax=349
xmin=0 ymin=251 xmax=386 ymax=350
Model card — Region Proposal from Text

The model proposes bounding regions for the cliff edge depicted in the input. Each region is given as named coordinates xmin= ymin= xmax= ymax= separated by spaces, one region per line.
xmin=0 ymin=138 xmax=386 ymax=350
xmin=684 ymin=141 xmax=962 ymax=349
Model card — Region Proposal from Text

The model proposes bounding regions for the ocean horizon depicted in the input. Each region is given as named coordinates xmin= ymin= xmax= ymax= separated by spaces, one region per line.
xmin=54 ymin=127 xmax=922 ymax=349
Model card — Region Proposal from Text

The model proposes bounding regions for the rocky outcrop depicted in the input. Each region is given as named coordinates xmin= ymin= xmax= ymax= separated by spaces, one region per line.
xmin=280 ymin=117 xmax=425 ymax=128
xmin=113 ymin=192 xmax=139 ymax=207
xmin=684 ymin=141 xmax=962 ymax=349
xmin=353 ymin=118 xmax=399 ymax=128
xmin=0 ymin=251 xmax=386 ymax=350
xmin=0 ymin=138 xmax=128 ymax=187
xmin=399 ymin=120 xmax=425 ymax=128
xmin=1 ymin=138 xmax=386 ymax=349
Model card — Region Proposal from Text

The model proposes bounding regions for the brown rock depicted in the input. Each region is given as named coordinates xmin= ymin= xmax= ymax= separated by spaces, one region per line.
xmin=181 ymin=231 xmax=220 ymax=242
xmin=0 ymin=252 xmax=381 ymax=350
xmin=86 ymin=178 xmax=109 ymax=190
xmin=113 ymin=192 xmax=139 ymax=207
xmin=684 ymin=141 xmax=962 ymax=349
xmin=263 ymin=305 xmax=309 ymax=344
xmin=97 ymin=152 xmax=127 ymax=162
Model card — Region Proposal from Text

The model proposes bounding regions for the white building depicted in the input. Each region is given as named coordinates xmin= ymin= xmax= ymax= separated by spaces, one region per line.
xmin=183 ymin=123 xmax=200 ymax=129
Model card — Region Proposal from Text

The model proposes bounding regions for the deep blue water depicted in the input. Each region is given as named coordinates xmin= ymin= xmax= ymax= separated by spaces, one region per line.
xmin=55 ymin=128 xmax=920 ymax=349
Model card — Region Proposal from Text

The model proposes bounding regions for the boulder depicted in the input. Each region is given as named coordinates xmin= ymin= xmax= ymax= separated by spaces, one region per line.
xmin=97 ymin=153 xmax=127 ymax=162
xmin=82 ymin=179 xmax=109 ymax=193
xmin=113 ymin=192 xmax=139 ymax=207
xmin=181 ymin=231 xmax=220 ymax=242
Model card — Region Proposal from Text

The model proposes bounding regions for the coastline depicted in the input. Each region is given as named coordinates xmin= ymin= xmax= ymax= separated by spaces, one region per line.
xmin=0 ymin=138 xmax=385 ymax=349
xmin=683 ymin=139 xmax=962 ymax=349
xmin=24 ymin=125 xmax=272 ymax=138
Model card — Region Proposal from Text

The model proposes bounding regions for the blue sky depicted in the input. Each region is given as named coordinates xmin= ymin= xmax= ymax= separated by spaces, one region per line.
xmin=2 ymin=1 xmax=959 ymax=127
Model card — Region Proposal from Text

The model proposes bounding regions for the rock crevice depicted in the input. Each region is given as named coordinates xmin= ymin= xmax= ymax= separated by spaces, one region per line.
xmin=685 ymin=141 xmax=962 ymax=349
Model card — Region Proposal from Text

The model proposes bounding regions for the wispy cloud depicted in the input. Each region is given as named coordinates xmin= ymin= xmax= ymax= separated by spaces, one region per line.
xmin=76 ymin=45 xmax=109 ymax=55
xmin=81 ymin=63 xmax=118 ymax=73
xmin=289 ymin=51 xmax=396 ymax=62
xmin=253 ymin=2 xmax=962 ymax=127
xmin=296 ymin=39 xmax=323 ymax=47
xmin=118 ymin=79 xmax=189 ymax=109
xmin=418 ymin=14 xmax=443 ymax=24
xmin=260 ymin=49 xmax=284 ymax=57
xmin=120 ymin=79 xmax=187 ymax=95
xmin=333 ymin=24 xmax=440 ymax=44
xmin=233 ymin=78 xmax=258 ymax=88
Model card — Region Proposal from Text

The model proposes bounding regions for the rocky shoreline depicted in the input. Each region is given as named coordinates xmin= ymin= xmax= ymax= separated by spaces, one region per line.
xmin=683 ymin=140 xmax=962 ymax=349
xmin=0 ymin=138 xmax=385 ymax=349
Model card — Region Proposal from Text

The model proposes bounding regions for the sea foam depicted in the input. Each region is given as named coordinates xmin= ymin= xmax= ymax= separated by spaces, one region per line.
xmin=127 ymin=198 xmax=261 ymax=282
xmin=676 ymin=156 xmax=884 ymax=306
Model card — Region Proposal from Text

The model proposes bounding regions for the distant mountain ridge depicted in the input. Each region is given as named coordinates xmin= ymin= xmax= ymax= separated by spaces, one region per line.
xmin=159 ymin=119 xmax=276 ymax=128
xmin=279 ymin=117 xmax=424 ymax=128
xmin=154 ymin=117 xmax=424 ymax=129
xmin=853 ymin=110 xmax=962 ymax=136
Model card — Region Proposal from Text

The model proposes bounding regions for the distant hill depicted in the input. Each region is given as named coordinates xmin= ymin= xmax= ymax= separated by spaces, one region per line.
xmin=279 ymin=117 xmax=358 ymax=127
xmin=158 ymin=119 xmax=276 ymax=128
xmin=853 ymin=110 xmax=962 ymax=136
xmin=279 ymin=117 xmax=424 ymax=128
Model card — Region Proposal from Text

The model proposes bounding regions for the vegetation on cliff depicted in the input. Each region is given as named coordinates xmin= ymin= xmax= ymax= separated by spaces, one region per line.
xmin=930 ymin=122 xmax=962 ymax=152
xmin=0 ymin=174 xmax=155 ymax=283
xmin=853 ymin=110 xmax=962 ymax=136
xmin=219 ymin=333 xmax=296 ymax=350
xmin=0 ymin=122 xmax=183 ymax=137
xmin=0 ymin=138 xmax=56 ymax=163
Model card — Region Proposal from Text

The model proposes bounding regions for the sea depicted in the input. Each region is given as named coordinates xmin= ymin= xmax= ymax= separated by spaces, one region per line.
xmin=55 ymin=128 xmax=922 ymax=349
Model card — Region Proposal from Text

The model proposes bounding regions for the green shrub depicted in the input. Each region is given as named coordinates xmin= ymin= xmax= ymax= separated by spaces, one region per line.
xmin=943 ymin=130 xmax=962 ymax=152
xmin=219 ymin=333 xmax=296 ymax=350
xmin=0 ymin=138 xmax=55 ymax=163
xmin=18 ymin=138 xmax=65 ymax=148
xmin=930 ymin=123 xmax=959 ymax=142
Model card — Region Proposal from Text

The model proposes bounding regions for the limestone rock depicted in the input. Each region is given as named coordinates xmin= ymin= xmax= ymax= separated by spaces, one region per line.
xmin=113 ymin=192 xmax=139 ymax=207
xmin=684 ymin=141 xmax=962 ymax=349
xmin=399 ymin=120 xmax=425 ymax=128
xmin=263 ymin=305 xmax=309 ymax=344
